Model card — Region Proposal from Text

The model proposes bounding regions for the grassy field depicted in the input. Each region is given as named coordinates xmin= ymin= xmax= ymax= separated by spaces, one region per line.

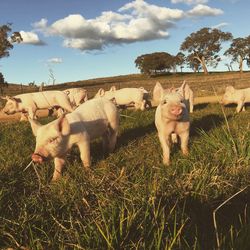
xmin=1 ymin=100 xmax=250 ymax=249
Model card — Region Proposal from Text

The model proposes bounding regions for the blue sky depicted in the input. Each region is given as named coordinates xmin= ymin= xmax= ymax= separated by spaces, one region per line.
xmin=0 ymin=0 xmax=249 ymax=85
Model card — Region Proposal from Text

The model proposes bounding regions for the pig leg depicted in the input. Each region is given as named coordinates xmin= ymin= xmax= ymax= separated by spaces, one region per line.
xmin=77 ymin=137 xmax=91 ymax=169
xmin=52 ymin=157 xmax=65 ymax=181
xmin=236 ymin=101 xmax=244 ymax=113
xmin=27 ymin=106 xmax=37 ymax=120
xmin=179 ymin=131 xmax=189 ymax=156
xmin=102 ymin=132 xmax=110 ymax=155
xmin=158 ymin=133 xmax=171 ymax=165
xmin=171 ymin=133 xmax=178 ymax=144
xmin=107 ymin=129 xmax=118 ymax=153
xmin=140 ymin=100 xmax=146 ymax=111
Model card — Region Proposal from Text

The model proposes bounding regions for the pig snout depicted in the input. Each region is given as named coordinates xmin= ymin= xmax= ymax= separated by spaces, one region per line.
xmin=32 ymin=153 xmax=46 ymax=164
xmin=170 ymin=106 xmax=183 ymax=116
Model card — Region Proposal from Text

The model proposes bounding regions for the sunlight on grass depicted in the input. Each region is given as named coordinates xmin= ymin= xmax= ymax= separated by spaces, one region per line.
xmin=0 ymin=103 xmax=250 ymax=249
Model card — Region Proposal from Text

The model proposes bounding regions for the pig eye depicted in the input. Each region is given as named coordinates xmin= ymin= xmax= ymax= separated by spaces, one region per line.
xmin=49 ymin=137 xmax=59 ymax=143
xmin=162 ymin=100 xmax=167 ymax=104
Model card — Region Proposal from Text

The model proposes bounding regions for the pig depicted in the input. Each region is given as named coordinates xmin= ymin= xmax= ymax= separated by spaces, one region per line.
xmin=153 ymin=81 xmax=194 ymax=113
xmin=95 ymin=86 xmax=146 ymax=110
xmin=29 ymin=98 xmax=119 ymax=181
xmin=48 ymin=88 xmax=88 ymax=116
xmin=155 ymin=82 xmax=190 ymax=165
xmin=221 ymin=86 xmax=250 ymax=113
xmin=1 ymin=91 xmax=74 ymax=120
xmin=63 ymin=88 xmax=88 ymax=108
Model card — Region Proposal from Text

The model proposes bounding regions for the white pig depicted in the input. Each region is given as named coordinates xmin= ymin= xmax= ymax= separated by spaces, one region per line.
xmin=1 ymin=91 xmax=74 ymax=120
xmin=155 ymin=83 xmax=190 ymax=165
xmin=95 ymin=86 xmax=146 ymax=110
xmin=153 ymin=81 xmax=194 ymax=113
xmin=221 ymin=85 xmax=250 ymax=112
xmin=48 ymin=88 xmax=88 ymax=117
xmin=29 ymin=98 xmax=119 ymax=181
xmin=63 ymin=88 xmax=88 ymax=107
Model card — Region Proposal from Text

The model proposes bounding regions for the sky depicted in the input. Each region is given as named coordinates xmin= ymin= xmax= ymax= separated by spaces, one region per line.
xmin=0 ymin=0 xmax=249 ymax=85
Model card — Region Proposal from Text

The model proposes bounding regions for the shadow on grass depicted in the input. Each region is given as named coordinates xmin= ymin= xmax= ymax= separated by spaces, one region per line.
xmin=117 ymin=122 xmax=156 ymax=148
xmin=190 ymin=113 xmax=232 ymax=137
xmin=66 ymin=122 xmax=156 ymax=165
xmin=183 ymin=190 xmax=250 ymax=250
xmin=194 ymin=103 xmax=209 ymax=111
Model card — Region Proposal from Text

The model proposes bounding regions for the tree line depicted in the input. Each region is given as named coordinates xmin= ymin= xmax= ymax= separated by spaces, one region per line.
xmin=135 ymin=27 xmax=250 ymax=76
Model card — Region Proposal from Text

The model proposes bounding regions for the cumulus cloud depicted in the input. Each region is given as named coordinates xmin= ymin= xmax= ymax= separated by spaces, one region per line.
xmin=47 ymin=57 xmax=63 ymax=64
xmin=19 ymin=31 xmax=46 ymax=45
xmin=211 ymin=22 xmax=229 ymax=29
xmin=187 ymin=4 xmax=223 ymax=17
xmin=33 ymin=0 xmax=224 ymax=51
xmin=171 ymin=0 xmax=208 ymax=5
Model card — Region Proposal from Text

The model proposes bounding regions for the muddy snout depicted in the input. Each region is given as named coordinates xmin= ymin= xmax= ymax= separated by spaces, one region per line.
xmin=170 ymin=105 xmax=183 ymax=116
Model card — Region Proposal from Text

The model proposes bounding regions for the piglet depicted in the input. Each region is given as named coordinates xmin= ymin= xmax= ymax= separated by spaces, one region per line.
xmin=221 ymin=85 xmax=250 ymax=112
xmin=155 ymin=82 xmax=190 ymax=165
xmin=29 ymin=98 xmax=119 ymax=181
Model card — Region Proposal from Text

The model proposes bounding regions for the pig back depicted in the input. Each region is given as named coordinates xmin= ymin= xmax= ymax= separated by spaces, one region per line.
xmin=67 ymin=98 xmax=118 ymax=140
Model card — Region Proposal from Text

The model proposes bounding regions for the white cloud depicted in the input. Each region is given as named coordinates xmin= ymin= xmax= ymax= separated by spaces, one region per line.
xmin=32 ymin=18 xmax=48 ymax=30
xmin=19 ymin=31 xmax=46 ymax=45
xmin=187 ymin=4 xmax=223 ymax=17
xmin=211 ymin=22 xmax=229 ymax=29
xmin=47 ymin=57 xmax=63 ymax=64
xmin=34 ymin=0 xmax=224 ymax=51
xmin=171 ymin=0 xmax=208 ymax=5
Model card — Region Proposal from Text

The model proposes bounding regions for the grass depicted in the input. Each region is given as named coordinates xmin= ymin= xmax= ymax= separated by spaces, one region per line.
xmin=1 ymin=103 xmax=250 ymax=249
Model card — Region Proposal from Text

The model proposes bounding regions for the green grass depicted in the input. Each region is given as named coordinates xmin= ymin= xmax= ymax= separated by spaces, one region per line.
xmin=1 ymin=103 xmax=250 ymax=249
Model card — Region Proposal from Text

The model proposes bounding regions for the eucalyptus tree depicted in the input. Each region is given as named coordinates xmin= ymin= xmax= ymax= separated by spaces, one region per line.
xmin=224 ymin=36 xmax=250 ymax=73
xmin=180 ymin=27 xmax=232 ymax=74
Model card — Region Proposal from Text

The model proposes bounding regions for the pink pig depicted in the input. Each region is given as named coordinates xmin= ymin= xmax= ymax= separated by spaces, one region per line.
xmin=29 ymin=98 xmax=119 ymax=181
xmin=155 ymin=82 xmax=190 ymax=165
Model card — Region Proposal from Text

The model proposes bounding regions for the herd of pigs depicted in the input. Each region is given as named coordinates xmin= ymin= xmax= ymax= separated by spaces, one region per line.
xmin=1 ymin=81 xmax=250 ymax=181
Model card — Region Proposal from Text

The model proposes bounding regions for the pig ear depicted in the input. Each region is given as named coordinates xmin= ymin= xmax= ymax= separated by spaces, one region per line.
xmin=97 ymin=88 xmax=105 ymax=97
xmin=28 ymin=118 xmax=42 ymax=137
xmin=153 ymin=82 xmax=164 ymax=101
xmin=110 ymin=86 xmax=116 ymax=91
xmin=84 ymin=93 xmax=88 ymax=102
xmin=64 ymin=90 xmax=70 ymax=95
xmin=178 ymin=80 xmax=187 ymax=98
xmin=57 ymin=115 xmax=70 ymax=136
xmin=226 ymin=86 xmax=235 ymax=93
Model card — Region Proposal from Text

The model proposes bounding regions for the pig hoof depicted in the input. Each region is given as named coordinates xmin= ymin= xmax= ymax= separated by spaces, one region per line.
xmin=182 ymin=150 xmax=189 ymax=156
xmin=163 ymin=159 xmax=170 ymax=166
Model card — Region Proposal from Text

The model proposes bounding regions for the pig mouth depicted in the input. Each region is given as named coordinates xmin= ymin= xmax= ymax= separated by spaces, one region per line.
xmin=32 ymin=153 xmax=49 ymax=164
xmin=4 ymin=110 xmax=15 ymax=115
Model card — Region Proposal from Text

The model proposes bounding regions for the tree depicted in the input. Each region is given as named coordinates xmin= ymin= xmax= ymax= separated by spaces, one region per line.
xmin=135 ymin=52 xmax=176 ymax=76
xmin=0 ymin=72 xmax=7 ymax=94
xmin=180 ymin=27 xmax=232 ymax=74
xmin=0 ymin=23 xmax=22 ymax=59
xmin=0 ymin=23 xmax=22 ymax=87
xmin=173 ymin=52 xmax=185 ymax=72
xmin=224 ymin=36 xmax=250 ymax=73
